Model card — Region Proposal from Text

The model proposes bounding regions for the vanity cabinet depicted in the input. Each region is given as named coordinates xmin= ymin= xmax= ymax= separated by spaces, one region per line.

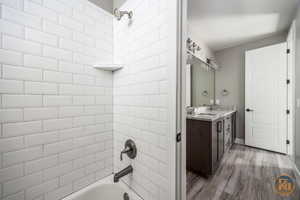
xmin=187 ymin=119 xmax=213 ymax=175
xmin=216 ymin=120 xmax=224 ymax=161
xmin=186 ymin=119 xmax=192 ymax=170
xmin=186 ymin=112 xmax=236 ymax=176
xmin=224 ymin=115 xmax=232 ymax=151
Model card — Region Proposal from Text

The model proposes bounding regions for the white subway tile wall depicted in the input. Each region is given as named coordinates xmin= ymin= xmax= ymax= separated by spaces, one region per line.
xmin=0 ymin=0 xmax=113 ymax=200
xmin=113 ymin=0 xmax=170 ymax=200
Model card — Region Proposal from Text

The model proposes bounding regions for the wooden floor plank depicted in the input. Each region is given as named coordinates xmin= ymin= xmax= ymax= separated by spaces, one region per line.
xmin=187 ymin=145 xmax=300 ymax=200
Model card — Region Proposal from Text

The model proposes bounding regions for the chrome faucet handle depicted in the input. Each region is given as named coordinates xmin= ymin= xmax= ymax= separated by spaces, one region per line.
xmin=120 ymin=139 xmax=137 ymax=161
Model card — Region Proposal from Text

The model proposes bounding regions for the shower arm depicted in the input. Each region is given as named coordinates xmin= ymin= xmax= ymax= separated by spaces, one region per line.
xmin=114 ymin=8 xmax=133 ymax=21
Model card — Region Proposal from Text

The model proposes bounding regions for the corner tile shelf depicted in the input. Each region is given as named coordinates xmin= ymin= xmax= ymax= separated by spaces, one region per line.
xmin=93 ymin=64 xmax=123 ymax=71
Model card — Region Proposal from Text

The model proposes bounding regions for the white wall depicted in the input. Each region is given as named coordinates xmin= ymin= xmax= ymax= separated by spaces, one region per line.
xmin=0 ymin=0 xmax=114 ymax=199
xmin=188 ymin=25 xmax=215 ymax=62
xmin=215 ymin=33 xmax=287 ymax=140
xmin=113 ymin=0 xmax=175 ymax=199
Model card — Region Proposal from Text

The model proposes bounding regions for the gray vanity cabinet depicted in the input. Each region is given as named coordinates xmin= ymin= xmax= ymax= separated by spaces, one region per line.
xmin=224 ymin=112 xmax=237 ymax=152
xmin=186 ymin=119 xmax=192 ymax=170
xmin=186 ymin=118 xmax=223 ymax=176
xmin=188 ymin=120 xmax=212 ymax=175
xmin=186 ymin=111 xmax=236 ymax=177
xmin=224 ymin=115 xmax=232 ymax=151
xmin=216 ymin=119 xmax=224 ymax=161
xmin=211 ymin=120 xmax=218 ymax=174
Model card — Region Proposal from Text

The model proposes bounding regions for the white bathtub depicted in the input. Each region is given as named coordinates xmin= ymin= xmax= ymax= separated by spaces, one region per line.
xmin=63 ymin=175 xmax=142 ymax=200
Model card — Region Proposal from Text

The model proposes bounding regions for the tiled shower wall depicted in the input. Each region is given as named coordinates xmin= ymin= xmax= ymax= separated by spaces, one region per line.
xmin=113 ymin=0 xmax=171 ymax=199
xmin=0 ymin=0 xmax=114 ymax=199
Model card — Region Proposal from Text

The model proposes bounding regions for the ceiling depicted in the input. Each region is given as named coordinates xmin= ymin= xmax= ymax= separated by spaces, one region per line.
xmin=88 ymin=0 xmax=127 ymax=12
xmin=188 ymin=0 xmax=298 ymax=51
xmin=88 ymin=0 xmax=113 ymax=13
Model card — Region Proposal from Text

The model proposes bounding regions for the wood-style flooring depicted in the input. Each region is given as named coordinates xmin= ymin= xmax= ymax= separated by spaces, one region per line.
xmin=187 ymin=145 xmax=300 ymax=200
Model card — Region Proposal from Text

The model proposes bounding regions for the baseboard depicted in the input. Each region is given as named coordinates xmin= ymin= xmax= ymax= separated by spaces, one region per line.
xmin=292 ymin=159 xmax=300 ymax=180
xmin=234 ymin=138 xmax=245 ymax=145
xmin=288 ymin=154 xmax=295 ymax=162
xmin=295 ymin=164 xmax=300 ymax=176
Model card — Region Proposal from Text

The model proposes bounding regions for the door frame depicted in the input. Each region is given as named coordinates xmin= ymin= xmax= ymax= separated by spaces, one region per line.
xmin=245 ymin=43 xmax=288 ymax=154
xmin=169 ymin=0 xmax=187 ymax=199
xmin=167 ymin=0 xmax=184 ymax=199
xmin=176 ymin=0 xmax=187 ymax=199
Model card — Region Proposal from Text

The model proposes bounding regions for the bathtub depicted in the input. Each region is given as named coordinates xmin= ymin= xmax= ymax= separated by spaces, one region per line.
xmin=63 ymin=175 xmax=142 ymax=200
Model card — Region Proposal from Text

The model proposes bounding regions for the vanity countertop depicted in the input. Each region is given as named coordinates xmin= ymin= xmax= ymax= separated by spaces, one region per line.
xmin=186 ymin=110 xmax=236 ymax=121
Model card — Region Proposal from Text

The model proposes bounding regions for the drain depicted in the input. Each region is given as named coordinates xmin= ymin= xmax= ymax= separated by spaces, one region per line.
xmin=123 ymin=192 xmax=130 ymax=200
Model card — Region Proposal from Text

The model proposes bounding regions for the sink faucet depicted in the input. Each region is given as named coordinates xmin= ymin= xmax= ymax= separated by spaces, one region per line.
xmin=113 ymin=165 xmax=133 ymax=183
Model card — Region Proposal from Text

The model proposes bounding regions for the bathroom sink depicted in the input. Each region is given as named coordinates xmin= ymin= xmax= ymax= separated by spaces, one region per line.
xmin=196 ymin=113 xmax=217 ymax=116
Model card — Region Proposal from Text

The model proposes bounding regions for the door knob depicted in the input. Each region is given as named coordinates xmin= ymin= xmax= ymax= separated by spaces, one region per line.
xmin=246 ymin=108 xmax=254 ymax=112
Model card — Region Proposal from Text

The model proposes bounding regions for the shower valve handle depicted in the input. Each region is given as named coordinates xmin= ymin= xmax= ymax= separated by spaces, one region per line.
xmin=120 ymin=148 xmax=132 ymax=161
xmin=120 ymin=139 xmax=137 ymax=161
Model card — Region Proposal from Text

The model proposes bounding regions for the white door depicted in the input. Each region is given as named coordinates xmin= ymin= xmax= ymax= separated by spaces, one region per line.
xmin=286 ymin=21 xmax=296 ymax=157
xmin=245 ymin=43 xmax=287 ymax=153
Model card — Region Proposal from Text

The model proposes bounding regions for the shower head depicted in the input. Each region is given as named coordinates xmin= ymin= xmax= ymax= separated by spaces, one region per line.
xmin=114 ymin=8 xmax=133 ymax=21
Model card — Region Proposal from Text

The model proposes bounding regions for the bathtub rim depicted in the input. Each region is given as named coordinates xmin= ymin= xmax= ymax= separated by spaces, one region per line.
xmin=62 ymin=174 xmax=143 ymax=200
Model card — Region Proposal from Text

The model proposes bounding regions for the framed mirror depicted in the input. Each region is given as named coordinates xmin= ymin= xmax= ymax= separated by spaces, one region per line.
xmin=189 ymin=57 xmax=215 ymax=106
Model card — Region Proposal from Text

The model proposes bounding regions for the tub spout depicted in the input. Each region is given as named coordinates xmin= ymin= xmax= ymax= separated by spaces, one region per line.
xmin=113 ymin=165 xmax=133 ymax=183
